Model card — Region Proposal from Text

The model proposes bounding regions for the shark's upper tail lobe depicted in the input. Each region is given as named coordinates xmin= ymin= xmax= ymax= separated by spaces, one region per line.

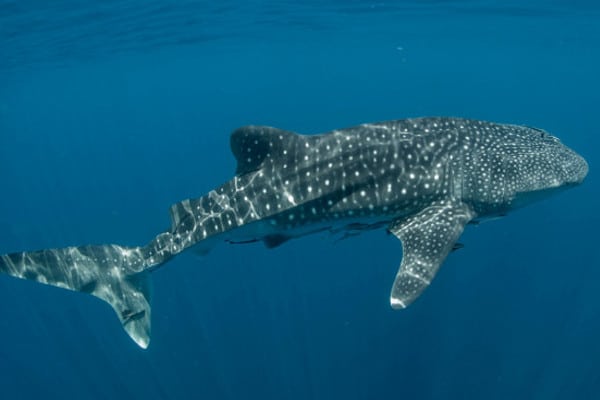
xmin=0 ymin=244 xmax=157 ymax=348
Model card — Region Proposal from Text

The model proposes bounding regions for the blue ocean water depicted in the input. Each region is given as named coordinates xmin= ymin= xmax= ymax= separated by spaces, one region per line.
xmin=1 ymin=1 xmax=599 ymax=398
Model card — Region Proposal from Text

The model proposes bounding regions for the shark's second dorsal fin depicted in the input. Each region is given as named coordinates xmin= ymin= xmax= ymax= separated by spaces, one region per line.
xmin=230 ymin=126 xmax=298 ymax=175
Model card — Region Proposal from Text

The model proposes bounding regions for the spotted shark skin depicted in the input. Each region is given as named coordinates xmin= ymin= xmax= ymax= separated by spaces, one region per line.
xmin=0 ymin=117 xmax=588 ymax=348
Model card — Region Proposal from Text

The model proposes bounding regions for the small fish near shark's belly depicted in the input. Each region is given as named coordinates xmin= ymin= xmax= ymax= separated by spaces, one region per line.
xmin=217 ymin=212 xmax=395 ymax=250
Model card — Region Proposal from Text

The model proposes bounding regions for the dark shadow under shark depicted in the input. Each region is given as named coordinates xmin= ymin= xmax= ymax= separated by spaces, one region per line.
xmin=0 ymin=117 xmax=588 ymax=348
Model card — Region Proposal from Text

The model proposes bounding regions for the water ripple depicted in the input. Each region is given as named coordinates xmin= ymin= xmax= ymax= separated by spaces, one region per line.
xmin=0 ymin=0 xmax=598 ymax=73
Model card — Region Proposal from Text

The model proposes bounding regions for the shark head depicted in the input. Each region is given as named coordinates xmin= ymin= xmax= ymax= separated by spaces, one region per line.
xmin=500 ymin=125 xmax=588 ymax=209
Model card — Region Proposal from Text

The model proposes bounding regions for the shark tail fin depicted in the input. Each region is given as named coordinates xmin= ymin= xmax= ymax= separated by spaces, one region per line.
xmin=0 ymin=244 xmax=155 ymax=348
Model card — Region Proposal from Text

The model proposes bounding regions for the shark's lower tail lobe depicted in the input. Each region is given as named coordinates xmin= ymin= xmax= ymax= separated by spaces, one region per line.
xmin=0 ymin=240 xmax=174 ymax=348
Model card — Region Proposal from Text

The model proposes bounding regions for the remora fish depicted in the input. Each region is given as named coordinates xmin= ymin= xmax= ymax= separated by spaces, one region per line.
xmin=0 ymin=117 xmax=588 ymax=348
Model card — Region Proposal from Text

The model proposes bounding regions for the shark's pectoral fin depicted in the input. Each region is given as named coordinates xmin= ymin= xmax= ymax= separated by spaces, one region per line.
xmin=389 ymin=200 xmax=474 ymax=309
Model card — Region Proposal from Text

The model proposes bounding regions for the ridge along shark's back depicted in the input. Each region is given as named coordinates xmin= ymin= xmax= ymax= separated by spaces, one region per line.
xmin=0 ymin=117 xmax=588 ymax=348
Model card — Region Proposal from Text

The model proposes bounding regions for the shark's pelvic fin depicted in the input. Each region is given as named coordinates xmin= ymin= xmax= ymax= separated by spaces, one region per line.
xmin=0 ymin=245 xmax=153 ymax=348
xmin=389 ymin=200 xmax=474 ymax=309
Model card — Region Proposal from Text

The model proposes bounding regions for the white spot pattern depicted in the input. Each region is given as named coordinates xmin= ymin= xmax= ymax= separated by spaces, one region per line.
xmin=0 ymin=117 xmax=588 ymax=349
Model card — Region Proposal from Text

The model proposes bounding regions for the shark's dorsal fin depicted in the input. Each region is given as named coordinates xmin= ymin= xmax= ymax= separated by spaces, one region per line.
xmin=388 ymin=200 xmax=474 ymax=308
xmin=230 ymin=126 xmax=298 ymax=175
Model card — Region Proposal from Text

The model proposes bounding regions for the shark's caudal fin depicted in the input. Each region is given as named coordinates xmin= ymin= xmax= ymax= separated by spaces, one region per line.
xmin=0 ymin=244 xmax=155 ymax=348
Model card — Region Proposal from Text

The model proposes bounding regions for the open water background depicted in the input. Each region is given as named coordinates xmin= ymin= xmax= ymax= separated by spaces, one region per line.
xmin=0 ymin=1 xmax=599 ymax=398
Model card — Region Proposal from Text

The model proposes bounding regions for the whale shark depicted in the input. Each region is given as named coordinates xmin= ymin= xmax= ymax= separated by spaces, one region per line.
xmin=0 ymin=117 xmax=588 ymax=348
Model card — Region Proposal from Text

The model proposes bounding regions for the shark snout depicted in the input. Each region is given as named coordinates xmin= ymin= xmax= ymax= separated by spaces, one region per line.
xmin=564 ymin=152 xmax=588 ymax=185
